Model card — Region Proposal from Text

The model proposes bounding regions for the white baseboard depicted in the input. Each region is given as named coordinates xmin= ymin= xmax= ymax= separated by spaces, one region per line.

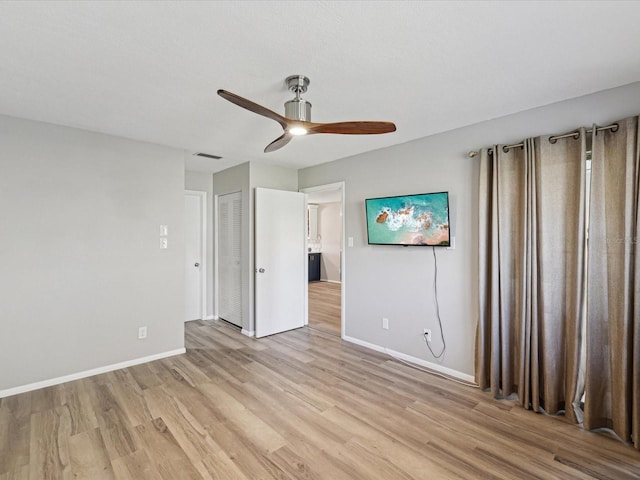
xmin=212 ymin=315 xmax=219 ymax=320
xmin=320 ymin=279 xmax=341 ymax=284
xmin=204 ymin=315 xmax=215 ymax=320
xmin=241 ymin=329 xmax=255 ymax=337
xmin=342 ymin=335 xmax=475 ymax=384
xmin=0 ymin=348 xmax=186 ymax=399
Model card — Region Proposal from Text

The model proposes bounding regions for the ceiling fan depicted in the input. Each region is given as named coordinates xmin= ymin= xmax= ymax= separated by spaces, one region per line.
xmin=217 ymin=75 xmax=396 ymax=153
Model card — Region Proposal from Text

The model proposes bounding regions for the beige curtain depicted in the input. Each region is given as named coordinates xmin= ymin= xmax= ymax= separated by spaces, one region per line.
xmin=585 ymin=116 xmax=640 ymax=448
xmin=476 ymin=131 xmax=587 ymax=421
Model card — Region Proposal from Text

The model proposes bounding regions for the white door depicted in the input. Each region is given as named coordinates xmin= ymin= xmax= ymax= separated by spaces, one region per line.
xmin=184 ymin=192 xmax=204 ymax=321
xmin=218 ymin=191 xmax=243 ymax=327
xmin=255 ymin=188 xmax=306 ymax=338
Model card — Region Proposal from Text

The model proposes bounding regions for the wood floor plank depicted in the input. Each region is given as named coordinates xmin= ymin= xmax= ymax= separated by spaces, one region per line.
xmin=224 ymin=378 xmax=350 ymax=462
xmin=143 ymin=385 xmax=223 ymax=463
xmin=134 ymin=417 xmax=203 ymax=480
xmin=61 ymin=379 xmax=100 ymax=436
xmin=185 ymin=347 xmax=254 ymax=385
xmin=0 ymin=404 xmax=30 ymax=474
xmin=196 ymin=382 xmax=287 ymax=455
xmin=28 ymin=407 xmax=72 ymax=480
xmin=0 ymin=464 xmax=29 ymax=480
xmin=163 ymin=354 xmax=217 ymax=387
xmin=104 ymin=370 xmax=153 ymax=427
xmin=87 ymin=383 xmax=140 ymax=461
xmin=321 ymin=406 xmax=457 ymax=479
xmin=243 ymin=357 xmax=336 ymax=413
xmin=202 ymin=419 xmax=297 ymax=480
xmin=110 ymin=448 xmax=162 ymax=480
xmin=124 ymin=363 xmax=163 ymax=391
xmin=68 ymin=427 xmax=115 ymax=479
xmin=195 ymin=450 xmax=250 ymax=480
xmin=3 ymin=319 xmax=640 ymax=479
xmin=268 ymin=445 xmax=329 ymax=480
xmin=29 ymin=385 xmax=66 ymax=414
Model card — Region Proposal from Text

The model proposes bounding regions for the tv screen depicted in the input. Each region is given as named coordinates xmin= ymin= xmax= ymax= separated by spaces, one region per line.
xmin=365 ymin=191 xmax=450 ymax=246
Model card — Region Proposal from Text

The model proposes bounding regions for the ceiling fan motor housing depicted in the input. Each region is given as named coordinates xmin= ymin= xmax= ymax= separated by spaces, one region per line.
xmin=284 ymin=98 xmax=312 ymax=122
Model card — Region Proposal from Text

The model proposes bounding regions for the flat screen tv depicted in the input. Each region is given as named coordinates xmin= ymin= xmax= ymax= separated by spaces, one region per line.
xmin=365 ymin=191 xmax=450 ymax=246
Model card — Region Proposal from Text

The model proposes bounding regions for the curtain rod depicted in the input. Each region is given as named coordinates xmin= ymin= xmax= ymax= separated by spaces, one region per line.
xmin=467 ymin=123 xmax=619 ymax=158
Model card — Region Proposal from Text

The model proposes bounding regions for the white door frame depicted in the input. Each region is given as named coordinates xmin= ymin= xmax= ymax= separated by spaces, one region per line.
xmin=185 ymin=190 xmax=207 ymax=320
xmin=300 ymin=182 xmax=346 ymax=339
xmin=213 ymin=193 xmax=219 ymax=321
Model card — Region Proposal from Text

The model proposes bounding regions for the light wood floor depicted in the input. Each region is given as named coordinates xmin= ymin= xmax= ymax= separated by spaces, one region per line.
xmin=1 ymin=321 xmax=639 ymax=479
xmin=308 ymin=281 xmax=341 ymax=336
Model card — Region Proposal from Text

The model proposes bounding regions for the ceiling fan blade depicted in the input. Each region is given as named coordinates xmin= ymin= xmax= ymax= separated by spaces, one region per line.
xmin=217 ymin=89 xmax=289 ymax=129
xmin=264 ymin=132 xmax=293 ymax=153
xmin=308 ymin=121 xmax=396 ymax=135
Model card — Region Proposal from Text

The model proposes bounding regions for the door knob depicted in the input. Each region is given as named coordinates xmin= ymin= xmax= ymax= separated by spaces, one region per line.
xmin=258 ymin=268 xmax=265 ymax=273
xmin=194 ymin=263 xmax=200 ymax=267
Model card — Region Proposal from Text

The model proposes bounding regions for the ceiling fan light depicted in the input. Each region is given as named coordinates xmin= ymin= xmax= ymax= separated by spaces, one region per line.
xmin=289 ymin=126 xmax=307 ymax=136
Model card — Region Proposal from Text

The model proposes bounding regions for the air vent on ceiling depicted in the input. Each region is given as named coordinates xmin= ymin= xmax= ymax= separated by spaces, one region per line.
xmin=192 ymin=152 xmax=223 ymax=160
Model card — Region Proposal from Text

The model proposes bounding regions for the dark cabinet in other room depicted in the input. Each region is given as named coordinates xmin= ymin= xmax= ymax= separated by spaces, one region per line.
xmin=308 ymin=253 xmax=321 ymax=282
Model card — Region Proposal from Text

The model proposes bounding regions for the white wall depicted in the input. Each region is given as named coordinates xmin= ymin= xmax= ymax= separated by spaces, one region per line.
xmin=298 ymin=81 xmax=640 ymax=377
xmin=318 ymin=202 xmax=341 ymax=282
xmin=0 ymin=115 xmax=185 ymax=393
xmin=185 ymin=170 xmax=214 ymax=319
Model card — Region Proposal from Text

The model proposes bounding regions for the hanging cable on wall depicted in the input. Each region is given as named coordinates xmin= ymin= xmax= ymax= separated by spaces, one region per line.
xmin=425 ymin=246 xmax=446 ymax=358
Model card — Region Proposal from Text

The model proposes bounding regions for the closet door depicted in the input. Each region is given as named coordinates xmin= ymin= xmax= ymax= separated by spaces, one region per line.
xmin=218 ymin=191 xmax=242 ymax=327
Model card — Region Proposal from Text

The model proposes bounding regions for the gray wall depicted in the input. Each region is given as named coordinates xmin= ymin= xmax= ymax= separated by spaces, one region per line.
xmin=298 ymin=81 xmax=640 ymax=376
xmin=0 ymin=115 xmax=185 ymax=392
xmin=185 ymin=170 xmax=214 ymax=319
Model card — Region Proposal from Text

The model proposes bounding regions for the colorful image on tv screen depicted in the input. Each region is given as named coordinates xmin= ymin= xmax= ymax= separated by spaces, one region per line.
xmin=366 ymin=192 xmax=450 ymax=246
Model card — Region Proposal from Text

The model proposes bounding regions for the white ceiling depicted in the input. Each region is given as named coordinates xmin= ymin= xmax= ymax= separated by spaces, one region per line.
xmin=2 ymin=1 xmax=640 ymax=174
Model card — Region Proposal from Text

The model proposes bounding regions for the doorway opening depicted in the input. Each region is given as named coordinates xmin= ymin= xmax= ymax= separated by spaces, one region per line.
xmin=301 ymin=182 xmax=345 ymax=337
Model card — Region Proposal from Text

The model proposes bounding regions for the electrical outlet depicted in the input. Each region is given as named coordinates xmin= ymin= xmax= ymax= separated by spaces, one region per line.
xmin=423 ymin=328 xmax=432 ymax=342
xmin=138 ymin=326 xmax=148 ymax=339
xmin=382 ymin=317 xmax=389 ymax=330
